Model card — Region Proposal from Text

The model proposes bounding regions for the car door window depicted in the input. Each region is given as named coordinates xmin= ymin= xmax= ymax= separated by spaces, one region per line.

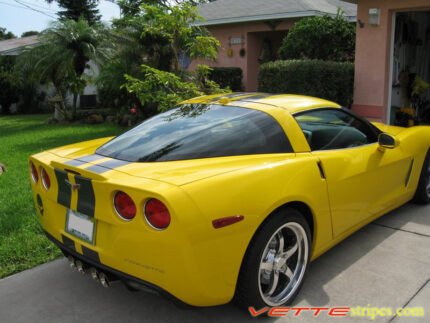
xmin=294 ymin=109 xmax=379 ymax=151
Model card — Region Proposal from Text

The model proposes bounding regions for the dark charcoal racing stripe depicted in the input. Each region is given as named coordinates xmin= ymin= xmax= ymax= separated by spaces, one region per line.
xmin=206 ymin=92 xmax=250 ymax=102
xmin=62 ymin=234 xmax=76 ymax=251
xmin=64 ymin=154 xmax=105 ymax=167
xmin=235 ymin=93 xmax=273 ymax=102
xmin=78 ymin=154 xmax=105 ymax=163
xmin=86 ymin=159 xmax=130 ymax=174
xmin=82 ymin=246 xmax=100 ymax=263
xmin=55 ymin=169 xmax=72 ymax=208
xmin=85 ymin=164 xmax=109 ymax=174
xmin=75 ymin=176 xmax=95 ymax=217
xmin=64 ymin=159 xmax=87 ymax=167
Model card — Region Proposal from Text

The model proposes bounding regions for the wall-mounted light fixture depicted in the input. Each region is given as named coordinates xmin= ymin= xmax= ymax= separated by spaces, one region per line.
xmin=369 ymin=8 xmax=381 ymax=26
xmin=358 ymin=19 xmax=365 ymax=28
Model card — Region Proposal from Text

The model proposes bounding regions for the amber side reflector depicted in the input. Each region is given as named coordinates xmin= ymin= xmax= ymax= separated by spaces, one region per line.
xmin=212 ymin=215 xmax=244 ymax=229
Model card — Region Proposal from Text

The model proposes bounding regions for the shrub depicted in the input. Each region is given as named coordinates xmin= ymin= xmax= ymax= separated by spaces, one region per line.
xmin=259 ymin=60 xmax=354 ymax=107
xmin=124 ymin=64 xmax=203 ymax=113
xmin=279 ymin=14 xmax=355 ymax=62
xmin=124 ymin=64 xmax=230 ymax=114
xmin=208 ymin=67 xmax=243 ymax=91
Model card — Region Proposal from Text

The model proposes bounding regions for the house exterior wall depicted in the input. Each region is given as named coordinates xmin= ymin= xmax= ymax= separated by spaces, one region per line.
xmin=190 ymin=20 xmax=294 ymax=91
xmin=353 ymin=0 xmax=430 ymax=122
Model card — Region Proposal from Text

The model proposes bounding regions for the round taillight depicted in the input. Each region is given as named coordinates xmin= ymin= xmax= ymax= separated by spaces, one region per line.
xmin=114 ymin=191 xmax=136 ymax=220
xmin=40 ymin=167 xmax=51 ymax=190
xmin=144 ymin=198 xmax=170 ymax=230
xmin=30 ymin=161 xmax=38 ymax=183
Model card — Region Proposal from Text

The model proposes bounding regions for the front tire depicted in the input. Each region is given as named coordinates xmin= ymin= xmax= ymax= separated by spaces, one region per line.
xmin=413 ymin=150 xmax=430 ymax=204
xmin=235 ymin=208 xmax=311 ymax=309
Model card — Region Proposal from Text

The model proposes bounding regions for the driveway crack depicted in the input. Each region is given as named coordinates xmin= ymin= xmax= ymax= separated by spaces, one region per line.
xmin=388 ymin=279 xmax=430 ymax=322
xmin=371 ymin=223 xmax=430 ymax=238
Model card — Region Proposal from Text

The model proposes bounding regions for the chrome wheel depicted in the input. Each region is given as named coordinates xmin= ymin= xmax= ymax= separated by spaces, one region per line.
xmin=258 ymin=222 xmax=309 ymax=306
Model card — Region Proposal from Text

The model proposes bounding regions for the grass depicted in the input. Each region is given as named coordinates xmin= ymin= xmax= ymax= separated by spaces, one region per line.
xmin=0 ymin=114 xmax=124 ymax=278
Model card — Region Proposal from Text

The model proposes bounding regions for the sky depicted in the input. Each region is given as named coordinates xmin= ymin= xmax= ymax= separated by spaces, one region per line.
xmin=0 ymin=0 xmax=121 ymax=37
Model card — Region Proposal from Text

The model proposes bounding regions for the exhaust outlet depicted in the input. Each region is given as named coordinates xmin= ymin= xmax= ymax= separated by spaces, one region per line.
xmin=99 ymin=272 xmax=110 ymax=288
xmin=68 ymin=256 xmax=76 ymax=269
xmin=90 ymin=267 xmax=99 ymax=281
xmin=75 ymin=260 xmax=86 ymax=274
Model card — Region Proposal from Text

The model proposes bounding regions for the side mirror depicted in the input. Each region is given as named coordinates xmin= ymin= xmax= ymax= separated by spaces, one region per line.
xmin=378 ymin=133 xmax=399 ymax=150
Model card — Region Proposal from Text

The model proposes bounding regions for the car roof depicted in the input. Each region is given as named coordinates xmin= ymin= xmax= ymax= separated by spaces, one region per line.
xmin=182 ymin=93 xmax=341 ymax=114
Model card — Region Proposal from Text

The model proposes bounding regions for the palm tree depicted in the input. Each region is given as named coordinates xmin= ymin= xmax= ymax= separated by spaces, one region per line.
xmin=18 ymin=19 xmax=111 ymax=119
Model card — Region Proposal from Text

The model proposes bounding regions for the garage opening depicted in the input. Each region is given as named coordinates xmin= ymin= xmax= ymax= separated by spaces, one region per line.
xmin=390 ymin=11 xmax=430 ymax=126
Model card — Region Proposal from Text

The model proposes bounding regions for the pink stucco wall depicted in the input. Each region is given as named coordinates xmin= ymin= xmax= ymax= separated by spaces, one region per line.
xmin=353 ymin=0 xmax=430 ymax=122
xmin=190 ymin=20 xmax=294 ymax=91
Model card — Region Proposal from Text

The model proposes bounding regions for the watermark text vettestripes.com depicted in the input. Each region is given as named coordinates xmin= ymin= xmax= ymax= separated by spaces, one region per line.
xmin=249 ymin=305 xmax=425 ymax=320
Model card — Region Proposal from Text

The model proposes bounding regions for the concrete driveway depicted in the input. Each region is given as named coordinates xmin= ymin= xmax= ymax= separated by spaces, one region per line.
xmin=1 ymin=204 xmax=429 ymax=323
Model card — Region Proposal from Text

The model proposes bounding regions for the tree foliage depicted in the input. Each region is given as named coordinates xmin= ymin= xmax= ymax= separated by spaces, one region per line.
xmin=96 ymin=2 xmax=221 ymax=111
xmin=17 ymin=19 xmax=111 ymax=119
xmin=124 ymin=65 xmax=202 ymax=112
xmin=279 ymin=13 xmax=355 ymax=62
xmin=118 ymin=2 xmax=220 ymax=72
xmin=0 ymin=57 xmax=19 ymax=115
xmin=46 ymin=0 xmax=101 ymax=25
xmin=21 ymin=31 xmax=40 ymax=37
xmin=118 ymin=0 xmax=211 ymax=16
xmin=124 ymin=64 xmax=228 ymax=113
xmin=0 ymin=27 xmax=16 ymax=40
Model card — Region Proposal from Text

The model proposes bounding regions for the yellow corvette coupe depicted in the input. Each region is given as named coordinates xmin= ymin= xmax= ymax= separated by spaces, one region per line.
xmin=29 ymin=93 xmax=430 ymax=308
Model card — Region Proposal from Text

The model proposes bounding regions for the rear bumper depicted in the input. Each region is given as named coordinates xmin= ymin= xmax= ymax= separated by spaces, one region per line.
xmin=44 ymin=230 xmax=187 ymax=306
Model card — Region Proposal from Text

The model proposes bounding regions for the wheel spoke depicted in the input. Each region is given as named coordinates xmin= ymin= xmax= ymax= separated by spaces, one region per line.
xmin=284 ymin=242 xmax=298 ymax=259
xmin=265 ymin=271 xmax=279 ymax=297
xmin=284 ymin=266 xmax=294 ymax=280
xmin=277 ymin=232 xmax=284 ymax=254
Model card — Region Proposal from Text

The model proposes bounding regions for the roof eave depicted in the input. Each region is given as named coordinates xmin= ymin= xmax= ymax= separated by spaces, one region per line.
xmin=196 ymin=10 xmax=356 ymax=26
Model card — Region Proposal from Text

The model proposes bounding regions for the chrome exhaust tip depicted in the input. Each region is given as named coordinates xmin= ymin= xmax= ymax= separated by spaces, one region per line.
xmin=99 ymin=272 xmax=110 ymax=288
xmin=90 ymin=267 xmax=99 ymax=281
xmin=75 ymin=260 xmax=85 ymax=274
xmin=68 ymin=256 xmax=76 ymax=269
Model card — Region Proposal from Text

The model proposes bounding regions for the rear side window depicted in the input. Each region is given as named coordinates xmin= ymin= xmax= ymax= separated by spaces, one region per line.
xmin=97 ymin=104 xmax=292 ymax=162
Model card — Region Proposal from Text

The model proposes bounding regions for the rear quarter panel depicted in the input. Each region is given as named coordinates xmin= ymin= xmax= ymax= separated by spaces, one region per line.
xmin=179 ymin=153 xmax=332 ymax=300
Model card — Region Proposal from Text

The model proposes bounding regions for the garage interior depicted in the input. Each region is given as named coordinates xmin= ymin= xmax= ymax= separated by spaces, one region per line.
xmin=390 ymin=10 xmax=430 ymax=126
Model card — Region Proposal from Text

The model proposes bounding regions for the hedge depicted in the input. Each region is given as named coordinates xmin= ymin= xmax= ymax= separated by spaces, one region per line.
xmin=258 ymin=60 xmax=354 ymax=107
xmin=209 ymin=67 xmax=243 ymax=91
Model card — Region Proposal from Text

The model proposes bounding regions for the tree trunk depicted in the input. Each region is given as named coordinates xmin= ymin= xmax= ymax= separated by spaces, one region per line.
xmin=52 ymin=86 xmax=69 ymax=121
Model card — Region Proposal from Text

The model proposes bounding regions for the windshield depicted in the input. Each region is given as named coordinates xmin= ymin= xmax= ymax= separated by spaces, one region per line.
xmin=96 ymin=104 xmax=292 ymax=162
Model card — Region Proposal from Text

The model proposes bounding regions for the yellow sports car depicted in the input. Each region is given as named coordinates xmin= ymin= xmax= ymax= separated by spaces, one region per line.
xmin=29 ymin=93 xmax=430 ymax=308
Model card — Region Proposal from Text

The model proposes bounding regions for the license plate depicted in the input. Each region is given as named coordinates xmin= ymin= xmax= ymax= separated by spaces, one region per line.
xmin=65 ymin=209 xmax=95 ymax=244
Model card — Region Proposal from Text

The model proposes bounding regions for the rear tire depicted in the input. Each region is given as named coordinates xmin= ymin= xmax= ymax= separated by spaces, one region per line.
xmin=235 ymin=208 xmax=311 ymax=309
xmin=413 ymin=150 xmax=430 ymax=204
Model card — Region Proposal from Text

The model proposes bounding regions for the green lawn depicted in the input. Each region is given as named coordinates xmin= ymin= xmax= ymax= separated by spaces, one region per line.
xmin=0 ymin=114 xmax=124 ymax=278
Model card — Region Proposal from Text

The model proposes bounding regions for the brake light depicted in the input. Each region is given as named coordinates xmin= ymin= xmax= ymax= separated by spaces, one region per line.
xmin=40 ymin=167 xmax=51 ymax=190
xmin=30 ymin=161 xmax=38 ymax=183
xmin=114 ymin=191 xmax=136 ymax=220
xmin=144 ymin=198 xmax=170 ymax=230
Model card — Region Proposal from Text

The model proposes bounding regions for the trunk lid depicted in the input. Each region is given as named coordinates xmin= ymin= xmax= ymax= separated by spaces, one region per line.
xmin=48 ymin=138 xmax=291 ymax=186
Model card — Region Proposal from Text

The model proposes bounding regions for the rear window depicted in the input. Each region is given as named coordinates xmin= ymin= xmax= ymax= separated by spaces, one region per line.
xmin=96 ymin=104 xmax=292 ymax=162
